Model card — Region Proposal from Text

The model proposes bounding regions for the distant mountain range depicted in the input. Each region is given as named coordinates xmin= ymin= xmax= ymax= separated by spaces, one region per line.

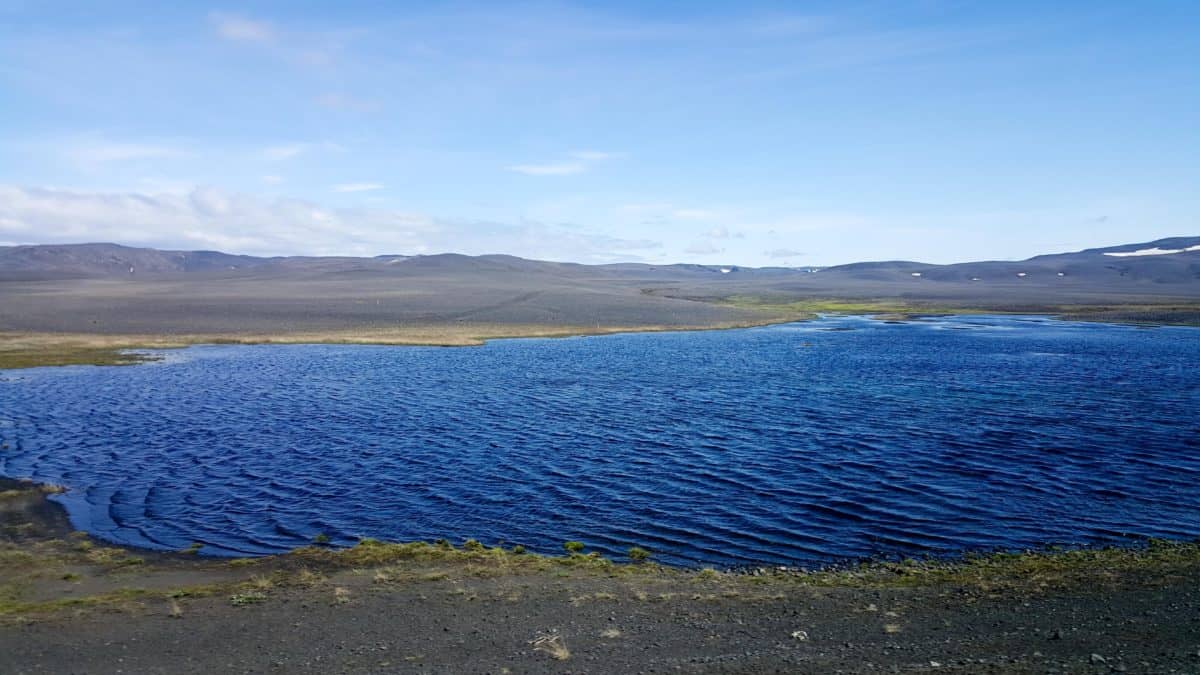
xmin=816 ymin=236 xmax=1200 ymax=285
xmin=2 ymin=236 xmax=1198 ymax=286
xmin=1 ymin=237 xmax=1197 ymax=336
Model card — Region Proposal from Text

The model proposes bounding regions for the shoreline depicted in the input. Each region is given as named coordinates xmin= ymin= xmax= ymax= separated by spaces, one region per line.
xmin=0 ymin=315 xmax=805 ymax=370
xmin=16 ymin=475 xmax=1200 ymax=577
xmin=4 ymin=302 xmax=1199 ymax=370
xmin=4 ymin=478 xmax=1200 ymax=672
xmin=5 ymin=476 xmax=1199 ymax=587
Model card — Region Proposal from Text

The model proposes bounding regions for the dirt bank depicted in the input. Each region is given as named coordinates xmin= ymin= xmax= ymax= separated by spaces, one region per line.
xmin=2 ymin=479 xmax=1199 ymax=673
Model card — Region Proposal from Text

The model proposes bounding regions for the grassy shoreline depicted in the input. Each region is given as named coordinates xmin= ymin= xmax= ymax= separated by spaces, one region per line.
xmin=4 ymin=300 xmax=1199 ymax=370
xmin=3 ymin=478 xmax=1199 ymax=620
xmin=720 ymin=295 xmax=1200 ymax=325
xmin=6 ymin=478 xmax=1200 ymax=672
xmin=0 ymin=317 xmax=802 ymax=370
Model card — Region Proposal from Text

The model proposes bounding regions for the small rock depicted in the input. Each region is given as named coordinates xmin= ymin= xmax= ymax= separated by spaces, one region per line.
xmin=929 ymin=661 xmax=941 ymax=668
xmin=1090 ymin=653 xmax=1107 ymax=664
xmin=1049 ymin=629 xmax=1064 ymax=640
xmin=790 ymin=630 xmax=808 ymax=641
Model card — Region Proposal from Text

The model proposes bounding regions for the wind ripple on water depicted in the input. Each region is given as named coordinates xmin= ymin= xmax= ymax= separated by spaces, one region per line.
xmin=0 ymin=315 xmax=1198 ymax=567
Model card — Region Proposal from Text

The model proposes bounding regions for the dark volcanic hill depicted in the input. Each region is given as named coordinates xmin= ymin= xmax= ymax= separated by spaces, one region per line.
xmin=819 ymin=236 xmax=1200 ymax=285
xmin=0 ymin=243 xmax=277 ymax=278
xmin=0 ymin=237 xmax=1197 ymax=335
xmin=3 ymin=237 xmax=1199 ymax=285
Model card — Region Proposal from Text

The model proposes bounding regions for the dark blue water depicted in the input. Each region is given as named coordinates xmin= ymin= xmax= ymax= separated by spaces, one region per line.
xmin=2 ymin=315 xmax=1198 ymax=567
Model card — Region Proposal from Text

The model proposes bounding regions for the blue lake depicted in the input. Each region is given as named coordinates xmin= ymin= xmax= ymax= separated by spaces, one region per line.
xmin=1 ymin=315 xmax=1198 ymax=567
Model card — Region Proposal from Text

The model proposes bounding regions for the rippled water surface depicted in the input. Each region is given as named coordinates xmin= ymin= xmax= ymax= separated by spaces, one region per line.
xmin=2 ymin=316 xmax=1198 ymax=566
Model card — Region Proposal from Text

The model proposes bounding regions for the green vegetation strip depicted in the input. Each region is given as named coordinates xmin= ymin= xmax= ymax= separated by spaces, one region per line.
xmin=285 ymin=536 xmax=1200 ymax=593
xmin=720 ymin=295 xmax=984 ymax=320
xmin=723 ymin=295 xmax=1200 ymax=326
xmin=791 ymin=540 xmax=1200 ymax=591
xmin=2 ymin=532 xmax=1199 ymax=619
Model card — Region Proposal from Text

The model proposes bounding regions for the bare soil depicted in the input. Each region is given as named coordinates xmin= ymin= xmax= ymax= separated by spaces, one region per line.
xmin=2 ymin=480 xmax=1198 ymax=674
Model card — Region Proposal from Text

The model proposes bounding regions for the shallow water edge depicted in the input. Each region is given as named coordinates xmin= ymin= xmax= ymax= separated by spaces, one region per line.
xmin=3 ymin=314 xmax=1198 ymax=568
xmin=2 ymin=302 xmax=1198 ymax=370
xmin=4 ymin=476 xmax=1199 ymax=582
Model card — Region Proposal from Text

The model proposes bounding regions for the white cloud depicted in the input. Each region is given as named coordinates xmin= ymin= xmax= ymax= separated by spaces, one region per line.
xmin=617 ymin=202 xmax=672 ymax=212
xmin=257 ymin=141 xmax=344 ymax=161
xmin=673 ymin=208 xmax=719 ymax=220
xmin=0 ymin=185 xmax=660 ymax=262
xmin=262 ymin=175 xmax=284 ymax=185
xmin=570 ymin=150 xmax=623 ymax=161
xmin=506 ymin=162 xmax=588 ymax=176
xmin=189 ymin=186 xmax=232 ymax=216
xmin=764 ymin=248 xmax=805 ymax=258
xmin=61 ymin=140 xmax=185 ymax=165
xmin=614 ymin=203 xmax=726 ymax=225
xmin=134 ymin=177 xmax=195 ymax=194
xmin=705 ymin=226 xmax=743 ymax=239
xmin=507 ymin=150 xmax=623 ymax=176
xmin=684 ymin=241 xmax=724 ymax=255
xmin=210 ymin=13 xmax=274 ymax=43
xmin=333 ymin=182 xmax=384 ymax=193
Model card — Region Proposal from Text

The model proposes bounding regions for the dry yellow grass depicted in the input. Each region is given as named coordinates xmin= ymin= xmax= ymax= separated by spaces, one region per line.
xmin=0 ymin=318 xmax=790 ymax=369
xmin=530 ymin=632 xmax=571 ymax=660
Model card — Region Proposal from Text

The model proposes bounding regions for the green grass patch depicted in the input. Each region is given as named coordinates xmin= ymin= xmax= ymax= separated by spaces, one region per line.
xmin=84 ymin=547 xmax=144 ymax=567
xmin=229 ymin=591 xmax=268 ymax=606
xmin=0 ymin=587 xmax=156 ymax=617
xmin=722 ymin=296 xmax=1200 ymax=327
xmin=720 ymin=295 xmax=981 ymax=319
xmin=787 ymin=540 xmax=1200 ymax=591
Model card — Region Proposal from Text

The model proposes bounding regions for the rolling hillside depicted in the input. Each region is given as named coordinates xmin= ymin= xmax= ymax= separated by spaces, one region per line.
xmin=0 ymin=237 xmax=1197 ymax=336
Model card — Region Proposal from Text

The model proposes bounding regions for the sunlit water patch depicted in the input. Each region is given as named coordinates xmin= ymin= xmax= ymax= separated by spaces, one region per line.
xmin=1 ymin=315 xmax=1198 ymax=567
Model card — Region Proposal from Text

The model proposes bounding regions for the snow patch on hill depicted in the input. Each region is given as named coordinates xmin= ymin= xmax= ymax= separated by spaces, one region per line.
xmin=1104 ymin=244 xmax=1200 ymax=258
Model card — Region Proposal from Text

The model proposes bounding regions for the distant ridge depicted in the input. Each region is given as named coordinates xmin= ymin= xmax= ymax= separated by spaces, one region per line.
xmin=817 ymin=236 xmax=1200 ymax=284
xmin=1 ymin=236 xmax=1198 ymax=338
xmin=2 ymin=236 xmax=1198 ymax=282
xmin=0 ymin=242 xmax=272 ymax=278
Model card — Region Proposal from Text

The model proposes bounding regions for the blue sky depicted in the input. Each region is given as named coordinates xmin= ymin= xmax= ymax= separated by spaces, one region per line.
xmin=1 ymin=1 xmax=1197 ymax=265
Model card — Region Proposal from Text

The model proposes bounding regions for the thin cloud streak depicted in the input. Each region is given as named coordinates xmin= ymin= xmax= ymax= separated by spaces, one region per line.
xmin=261 ymin=144 xmax=308 ymax=161
xmin=507 ymin=150 xmax=623 ymax=176
xmin=209 ymin=13 xmax=275 ymax=43
xmin=506 ymin=162 xmax=587 ymax=176
xmin=333 ymin=182 xmax=384 ymax=193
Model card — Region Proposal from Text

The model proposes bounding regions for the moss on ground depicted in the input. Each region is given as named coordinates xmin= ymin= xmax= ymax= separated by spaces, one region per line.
xmin=720 ymin=295 xmax=985 ymax=320
xmin=722 ymin=295 xmax=1200 ymax=327
xmin=285 ymin=538 xmax=656 ymax=578
xmin=777 ymin=540 xmax=1200 ymax=592
xmin=2 ymin=527 xmax=1199 ymax=619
